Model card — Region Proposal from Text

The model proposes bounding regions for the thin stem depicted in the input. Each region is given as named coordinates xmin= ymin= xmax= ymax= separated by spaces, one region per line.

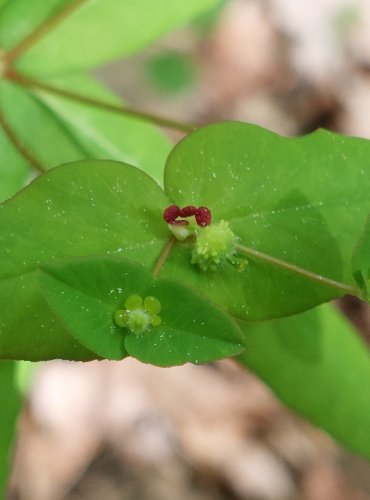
xmin=152 ymin=237 xmax=176 ymax=278
xmin=5 ymin=0 xmax=88 ymax=63
xmin=235 ymin=243 xmax=359 ymax=296
xmin=7 ymin=71 xmax=196 ymax=133
xmin=0 ymin=107 xmax=47 ymax=173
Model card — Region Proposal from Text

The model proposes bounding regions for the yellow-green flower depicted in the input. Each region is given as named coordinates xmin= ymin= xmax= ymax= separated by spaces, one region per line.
xmin=191 ymin=220 xmax=237 ymax=271
xmin=114 ymin=295 xmax=162 ymax=334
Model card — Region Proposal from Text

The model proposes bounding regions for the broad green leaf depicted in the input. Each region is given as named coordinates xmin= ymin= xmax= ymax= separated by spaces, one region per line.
xmin=163 ymin=122 xmax=370 ymax=320
xmin=0 ymin=80 xmax=87 ymax=167
xmin=0 ymin=126 xmax=28 ymax=202
xmin=238 ymin=304 xmax=370 ymax=460
xmin=0 ymin=160 xmax=168 ymax=278
xmin=0 ymin=361 xmax=20 ymax=498
xmin=0 ymin=160 xmax=170 ymax=359
xmin=0 ymin=269 xmax=95 ymax=360
xmin=39 ymin=256 xmax=244 ymax=365
xmin=15 ymin=0 xmax=220 ymax=76
xmin=0 ymin=0 xmax=68 ymax=49
xmin=0 ymin=0 xmax=9 ymax=13
xmin=352 ymin=214 xmax=370 ymax=296
xmin=33 ymin=73 xmax=171 ymax=185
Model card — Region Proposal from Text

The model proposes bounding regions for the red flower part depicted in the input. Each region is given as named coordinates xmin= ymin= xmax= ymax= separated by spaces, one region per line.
xmin=179 ymin=205 xmax=198 ymax=218
xmin=163 ymin=205 xmax=189 ymax=225
xmin=163 ymin=205 xmax=180 ymax=223
xmin=195 ymin=206 xmax=212 ymax=227
xmin=163 ymin=204 xmax=212 ymax=226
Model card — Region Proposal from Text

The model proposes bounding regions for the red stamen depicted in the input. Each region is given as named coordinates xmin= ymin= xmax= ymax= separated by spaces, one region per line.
xmin=163 ymin=205 xmax=180 ymax=224
xmin=195 ymin=207 xmax=212 ymax=227
xmin=179 ymin=205 xmax=197 ymax=218
xmin=163 ymin=204 xmax=212 ymax=227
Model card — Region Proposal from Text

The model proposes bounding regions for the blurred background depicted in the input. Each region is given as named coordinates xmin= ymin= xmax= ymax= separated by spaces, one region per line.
xmin=7 ymin=0 xmax=370 ymax=498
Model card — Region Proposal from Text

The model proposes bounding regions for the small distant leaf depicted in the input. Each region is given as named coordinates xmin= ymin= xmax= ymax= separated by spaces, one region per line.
xmin=163 ymin=122 xmax=370 ymax=320
xmin=0 ymin=361 xmax=20 ymax=498
xmin=40 ymin=256 xmax=244 ymax=365
xmin=14 ymin=0 xmax=221 ymax=76
xmin=145 ymin=51 xmax=195 ymax=94
xmin=238 ymin=304 xmax=370 ymax=460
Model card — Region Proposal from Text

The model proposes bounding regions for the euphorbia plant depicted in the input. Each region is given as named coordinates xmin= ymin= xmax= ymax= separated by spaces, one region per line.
xmin=0 ymin=0 xmax=370 ymax=496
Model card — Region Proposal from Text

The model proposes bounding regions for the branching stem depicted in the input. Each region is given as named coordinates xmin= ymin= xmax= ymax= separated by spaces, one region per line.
xmin=7 ymin=71 xmax=196 ymax=133
xmin=0 ymin=106 xmax=47 ymax=173
xmin=152 ymin=237 xmax=176 ymax=278
xmin=235 ymin=243 xmax=359 ymax=296
xmin=5 ymin=0 xmax=89 ymax=64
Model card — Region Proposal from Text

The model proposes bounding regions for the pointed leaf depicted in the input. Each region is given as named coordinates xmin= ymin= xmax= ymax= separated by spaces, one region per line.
xmin=15 ymin=0 xmax=220 ymax=76
xmin=32 ymin=73 xmax=171 ymax=185
xmin=238 ymin=304 xmax=370 ymax=460
xmin=163 ymin=122 xmax=370 ymax=320
xmin=0 ymin=0 xmax=68 ymax=49
xmin=0 ymin=80 xmax=87 ymax=168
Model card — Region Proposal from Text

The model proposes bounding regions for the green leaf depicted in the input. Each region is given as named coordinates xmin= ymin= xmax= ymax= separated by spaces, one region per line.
xmin=14 ymin=0 xmax=220 ymax=76
xmin=40 ymin=256 xmax=244 ymax=365
xmin=0 ymin=80 xmax=87 ymax=168
xmin=0 ymin=0 xmax=9 ymax=13
xmin=145 ymin=51 xmax=195 ymax=95
xmin=352 ymin=214 xmax=370 ymax=296
xmin=0 ymin=160 xmax=170 ymax=360
xmin=0 ymin=126 xmax=29 ymax=202
xmin=238 ymin=304 xmax=370 ymax=460
xmin=32 ymin=73 xmax=171 ymax=185
xmin=163 ymin=122 xmax=370 ymax=320
xmin=0 ymin=361 xmax=20 ymax=498
xmin=0 ymin=269 xmax=95 ymax=360
xmin=0 ymin=160 xmax=169 ymax=276
xmin=0 ymin=0 xmax=68 ymax=49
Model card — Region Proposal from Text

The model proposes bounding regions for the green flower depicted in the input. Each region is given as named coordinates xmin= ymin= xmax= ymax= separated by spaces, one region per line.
xmin=191 ymin=220 xmax=237 ymax=271
xmin=114 ymin=295 xmax=162 ymax=335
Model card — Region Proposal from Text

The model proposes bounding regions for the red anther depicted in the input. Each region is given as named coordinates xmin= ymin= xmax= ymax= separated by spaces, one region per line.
xmin=163 ymin=204 xmax=212 ymax=227
xmin=163 ymin=205 xmax=181 ymax=224
xmin=179 ymin=205 xmax=197 ymax=218
xmin=195 ymin=206 xmax=212 ymax=227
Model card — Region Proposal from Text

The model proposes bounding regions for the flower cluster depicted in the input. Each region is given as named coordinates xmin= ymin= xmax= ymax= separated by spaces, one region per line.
xmin=191 ymin=220 xmax=237 ymax=271
xmin=114 ymin=294 xmax=162 ymax=335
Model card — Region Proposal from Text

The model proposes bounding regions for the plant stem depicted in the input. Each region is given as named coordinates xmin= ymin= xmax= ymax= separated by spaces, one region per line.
xmin=5 ymin=0 xmax=88 ymax=64
xmin=152 ymin=237 xmax=176 ymax=278
xmin=235 ymin=243 xmax=359 ymax=296
xmin=7 ymin=71 xmax=196 ymax=133
xmin=0 ymin=107 xmax=47 ymax=174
